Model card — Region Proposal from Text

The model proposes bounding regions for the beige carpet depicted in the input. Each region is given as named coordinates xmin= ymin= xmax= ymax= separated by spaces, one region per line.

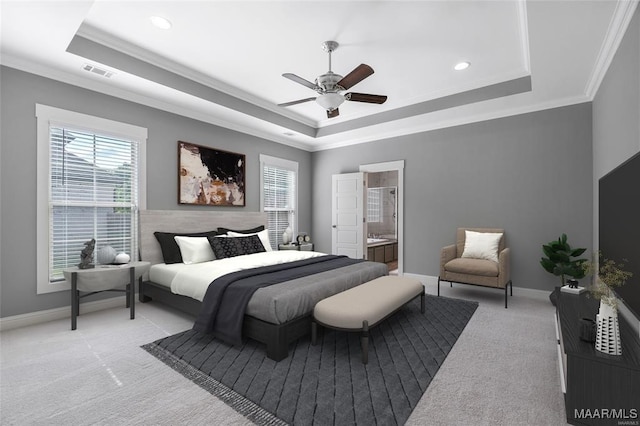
xmin=0 ymin=283 xmax=567 ymax=425
xmin=407 ymin=283 xmax=567 ymax=425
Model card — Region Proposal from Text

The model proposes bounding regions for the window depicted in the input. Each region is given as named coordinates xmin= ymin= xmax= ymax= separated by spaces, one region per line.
xmin=367 ymin=188 xmax=382 ymax=223
xmin=260 ymin=154 xmax=298 ymax=249
xmin=36 ymin=105 xmax=147 ymax=293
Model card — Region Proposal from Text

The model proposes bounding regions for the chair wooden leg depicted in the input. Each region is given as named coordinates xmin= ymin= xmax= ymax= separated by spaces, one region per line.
xmin=437 ymin=277 xmax=441 ymax=296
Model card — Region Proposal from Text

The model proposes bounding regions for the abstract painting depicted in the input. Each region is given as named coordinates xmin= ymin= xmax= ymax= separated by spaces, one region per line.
xmin=178 ymin=141 xmax=245 ymax=206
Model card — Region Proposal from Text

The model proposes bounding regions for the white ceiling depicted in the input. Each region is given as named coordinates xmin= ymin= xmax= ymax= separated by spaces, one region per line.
xmin=1 ymin=1 xmax=637 ymax=151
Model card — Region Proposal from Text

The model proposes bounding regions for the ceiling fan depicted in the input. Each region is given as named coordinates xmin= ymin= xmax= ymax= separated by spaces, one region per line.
xmin=278 ymin=41 xmax=387 ymax=118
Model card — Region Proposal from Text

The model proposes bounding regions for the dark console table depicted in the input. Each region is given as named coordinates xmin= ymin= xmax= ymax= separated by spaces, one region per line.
xmin=554 ymin=289 xmax=640 ymax=425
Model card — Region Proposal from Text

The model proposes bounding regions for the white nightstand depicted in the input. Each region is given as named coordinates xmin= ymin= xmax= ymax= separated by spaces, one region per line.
xmin=63 ymin=261 xmax=150 ymax=330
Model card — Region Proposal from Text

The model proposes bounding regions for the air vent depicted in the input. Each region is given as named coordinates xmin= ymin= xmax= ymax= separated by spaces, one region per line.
xmin=82 ymin=64 xmax=114 ymax=78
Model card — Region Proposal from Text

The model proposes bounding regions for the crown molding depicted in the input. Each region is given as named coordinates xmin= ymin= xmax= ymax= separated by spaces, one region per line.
xmin=585 ymin=0 xmax=639 ymax=99
xmin=517 ymin=0 xmax=532 ymax=74
xmin=1 ymin=55 xmax=313 ymax=151
xmin=310 ymin=94 xmax=590 ymax=152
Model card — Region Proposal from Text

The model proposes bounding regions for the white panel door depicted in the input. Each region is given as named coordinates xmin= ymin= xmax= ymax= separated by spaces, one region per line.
xmin=331 ymin=172 xmax=366 ymax=259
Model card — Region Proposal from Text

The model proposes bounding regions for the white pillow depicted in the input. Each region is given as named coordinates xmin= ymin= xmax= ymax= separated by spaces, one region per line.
xmin=461 ymin=230 xmax=502 ymax=263
xmin=227 ymin=229 xmax=273 ymax=251
xmin=173 ymin=236 xmax=215 ymax=264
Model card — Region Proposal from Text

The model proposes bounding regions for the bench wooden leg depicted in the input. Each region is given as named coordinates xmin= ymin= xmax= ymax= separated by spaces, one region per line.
xmin=361 ymin=320 xmax=369 ymax=364
xmin=421 ymin=290 xmax=425 ymax=313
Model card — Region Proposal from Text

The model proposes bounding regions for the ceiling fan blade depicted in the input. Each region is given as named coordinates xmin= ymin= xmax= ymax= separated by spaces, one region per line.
xmin=346 ymin=92 xmax=388 ymax=104
xmin=278 ymin=97 xmax=317 ymax=107
xmin=337 ymin=64 xmax=374 ymax=90
xmin=327 ymin=108 xmax=340 ymax=118
xmin=282 ymin=73 xmax=318 ymax=90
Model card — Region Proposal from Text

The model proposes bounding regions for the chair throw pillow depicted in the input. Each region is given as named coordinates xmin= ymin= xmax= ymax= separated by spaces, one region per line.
xmin=461 ymin=230 xmax=503 ymax=263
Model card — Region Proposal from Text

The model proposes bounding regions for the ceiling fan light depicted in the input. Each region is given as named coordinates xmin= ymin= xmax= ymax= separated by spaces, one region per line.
xmin=316 ymin=93 xmax=345 ymax=110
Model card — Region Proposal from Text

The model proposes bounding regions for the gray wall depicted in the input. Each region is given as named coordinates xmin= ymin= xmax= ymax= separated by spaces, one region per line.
xmin=0 ymin=66 xmax=312 ymax=317
xmin=9 ymin=7 xmax=638 ymax=317
xmin=592 ymin=7 xmax=640 ymax=250
xmin=311 ymin=103 xmax=594 ymax=291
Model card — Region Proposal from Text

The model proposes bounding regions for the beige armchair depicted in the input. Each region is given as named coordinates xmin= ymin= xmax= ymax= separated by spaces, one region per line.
xmin=438 ymin=227 xmax=513 ymax=308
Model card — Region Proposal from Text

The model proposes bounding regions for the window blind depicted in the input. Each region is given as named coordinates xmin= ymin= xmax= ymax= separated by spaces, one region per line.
xmin=262 ymin=163 xmax=296 ymax=248
xmin=48 ymin=126 xmax=139 ymax=282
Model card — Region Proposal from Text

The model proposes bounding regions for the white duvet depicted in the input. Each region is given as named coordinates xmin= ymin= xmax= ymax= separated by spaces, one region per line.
xmin=151 ymin=250 xmax=327 ymax=302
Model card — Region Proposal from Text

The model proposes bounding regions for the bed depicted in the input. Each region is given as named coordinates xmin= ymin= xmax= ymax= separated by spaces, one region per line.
xmin=138 ymin=210 xmax=388 ymax=361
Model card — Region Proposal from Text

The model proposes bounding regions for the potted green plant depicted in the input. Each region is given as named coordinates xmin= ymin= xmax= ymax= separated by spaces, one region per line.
xmin=540 ymin=234 xmax=588 ymax=287
xmin=581 ymin=253 xmax=633 ymax=355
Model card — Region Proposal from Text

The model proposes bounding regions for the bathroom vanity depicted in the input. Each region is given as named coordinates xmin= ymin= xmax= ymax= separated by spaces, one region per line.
xmin=366 ymin=238 xmax=398 ymax=264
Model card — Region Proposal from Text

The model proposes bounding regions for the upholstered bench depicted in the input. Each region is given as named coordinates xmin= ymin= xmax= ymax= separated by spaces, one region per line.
xmin=311 ymin=276 xmax=425 ymax=364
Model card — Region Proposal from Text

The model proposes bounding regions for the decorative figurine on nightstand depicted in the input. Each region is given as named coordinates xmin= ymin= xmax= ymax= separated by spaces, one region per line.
xmin=296 ymin=233 xmax=311 ymax=244
xmin=114 ymin=252 xmax=131 ymax=264
xmin=78 ymin=238 xmax=96 ymax=269
xmin=561 ymin=278 xmax=586 ymax=294
xmin=282 ymin=226 xmax=292 ymax=245
xmin=96 ymin=245 xmax=117 ymax=264
xmin=296 ymin=233 xmax=313 ymax=251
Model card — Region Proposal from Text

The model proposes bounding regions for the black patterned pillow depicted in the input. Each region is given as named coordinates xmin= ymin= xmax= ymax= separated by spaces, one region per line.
xmin=207 ymin=235 xmax=266 ymax=259
xmin=217 ymin=225 xmax=265 ymax=235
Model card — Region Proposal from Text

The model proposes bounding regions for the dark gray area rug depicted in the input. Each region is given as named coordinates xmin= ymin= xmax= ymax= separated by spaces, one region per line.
xmin=142 ymin=295 xmax=478 ymax=426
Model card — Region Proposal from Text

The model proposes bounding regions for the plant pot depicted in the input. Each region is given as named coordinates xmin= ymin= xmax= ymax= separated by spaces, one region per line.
xmin=595 ymin=300 xmax=621 ymax=355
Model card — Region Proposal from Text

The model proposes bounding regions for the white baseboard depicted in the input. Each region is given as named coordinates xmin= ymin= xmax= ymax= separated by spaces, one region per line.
xmin=403 ymin=273 xmax=438 ymax=287
xmin=401 ymin=273 xmax=551 ymax=301
xmin=1 ymin=277 xmax=559 ymax=332
xmin=0 ymin=296 xmax=127 ymax=331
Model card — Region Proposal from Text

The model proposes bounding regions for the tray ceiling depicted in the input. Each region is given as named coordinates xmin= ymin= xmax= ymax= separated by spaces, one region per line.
xmin=1 ymin=1 xmax=636 ymax=151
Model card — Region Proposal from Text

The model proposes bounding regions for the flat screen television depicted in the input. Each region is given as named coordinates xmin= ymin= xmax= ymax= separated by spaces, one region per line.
xmin=599 ymin=151 xmax=640 ymax=325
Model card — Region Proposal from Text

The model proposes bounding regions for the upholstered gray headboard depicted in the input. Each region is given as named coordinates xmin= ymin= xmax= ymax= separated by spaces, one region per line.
xmin=139 ymin=210 xmax=268 ymax=265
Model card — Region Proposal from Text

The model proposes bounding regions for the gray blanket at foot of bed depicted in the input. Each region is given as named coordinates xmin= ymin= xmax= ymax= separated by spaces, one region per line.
xmin=194 ymin=255 xmax=387 ymax=346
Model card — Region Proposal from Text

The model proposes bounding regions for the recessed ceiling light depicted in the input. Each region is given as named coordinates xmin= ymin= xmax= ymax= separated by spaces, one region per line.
xmin=150 ymin=16 xmax=172 ymax=30
xmin=454 ymin=61 xmax=470 ymax=71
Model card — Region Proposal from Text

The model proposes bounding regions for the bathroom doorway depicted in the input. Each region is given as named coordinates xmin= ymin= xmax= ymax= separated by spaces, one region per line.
xmin=360 ymin=161 xmax=404 ymax=275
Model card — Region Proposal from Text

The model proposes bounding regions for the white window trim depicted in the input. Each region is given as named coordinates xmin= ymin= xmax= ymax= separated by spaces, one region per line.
xmin=259 ymin=154 xmax=299 ymax=241
xmin=36 ymin=104 xmax=147 ymax=294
